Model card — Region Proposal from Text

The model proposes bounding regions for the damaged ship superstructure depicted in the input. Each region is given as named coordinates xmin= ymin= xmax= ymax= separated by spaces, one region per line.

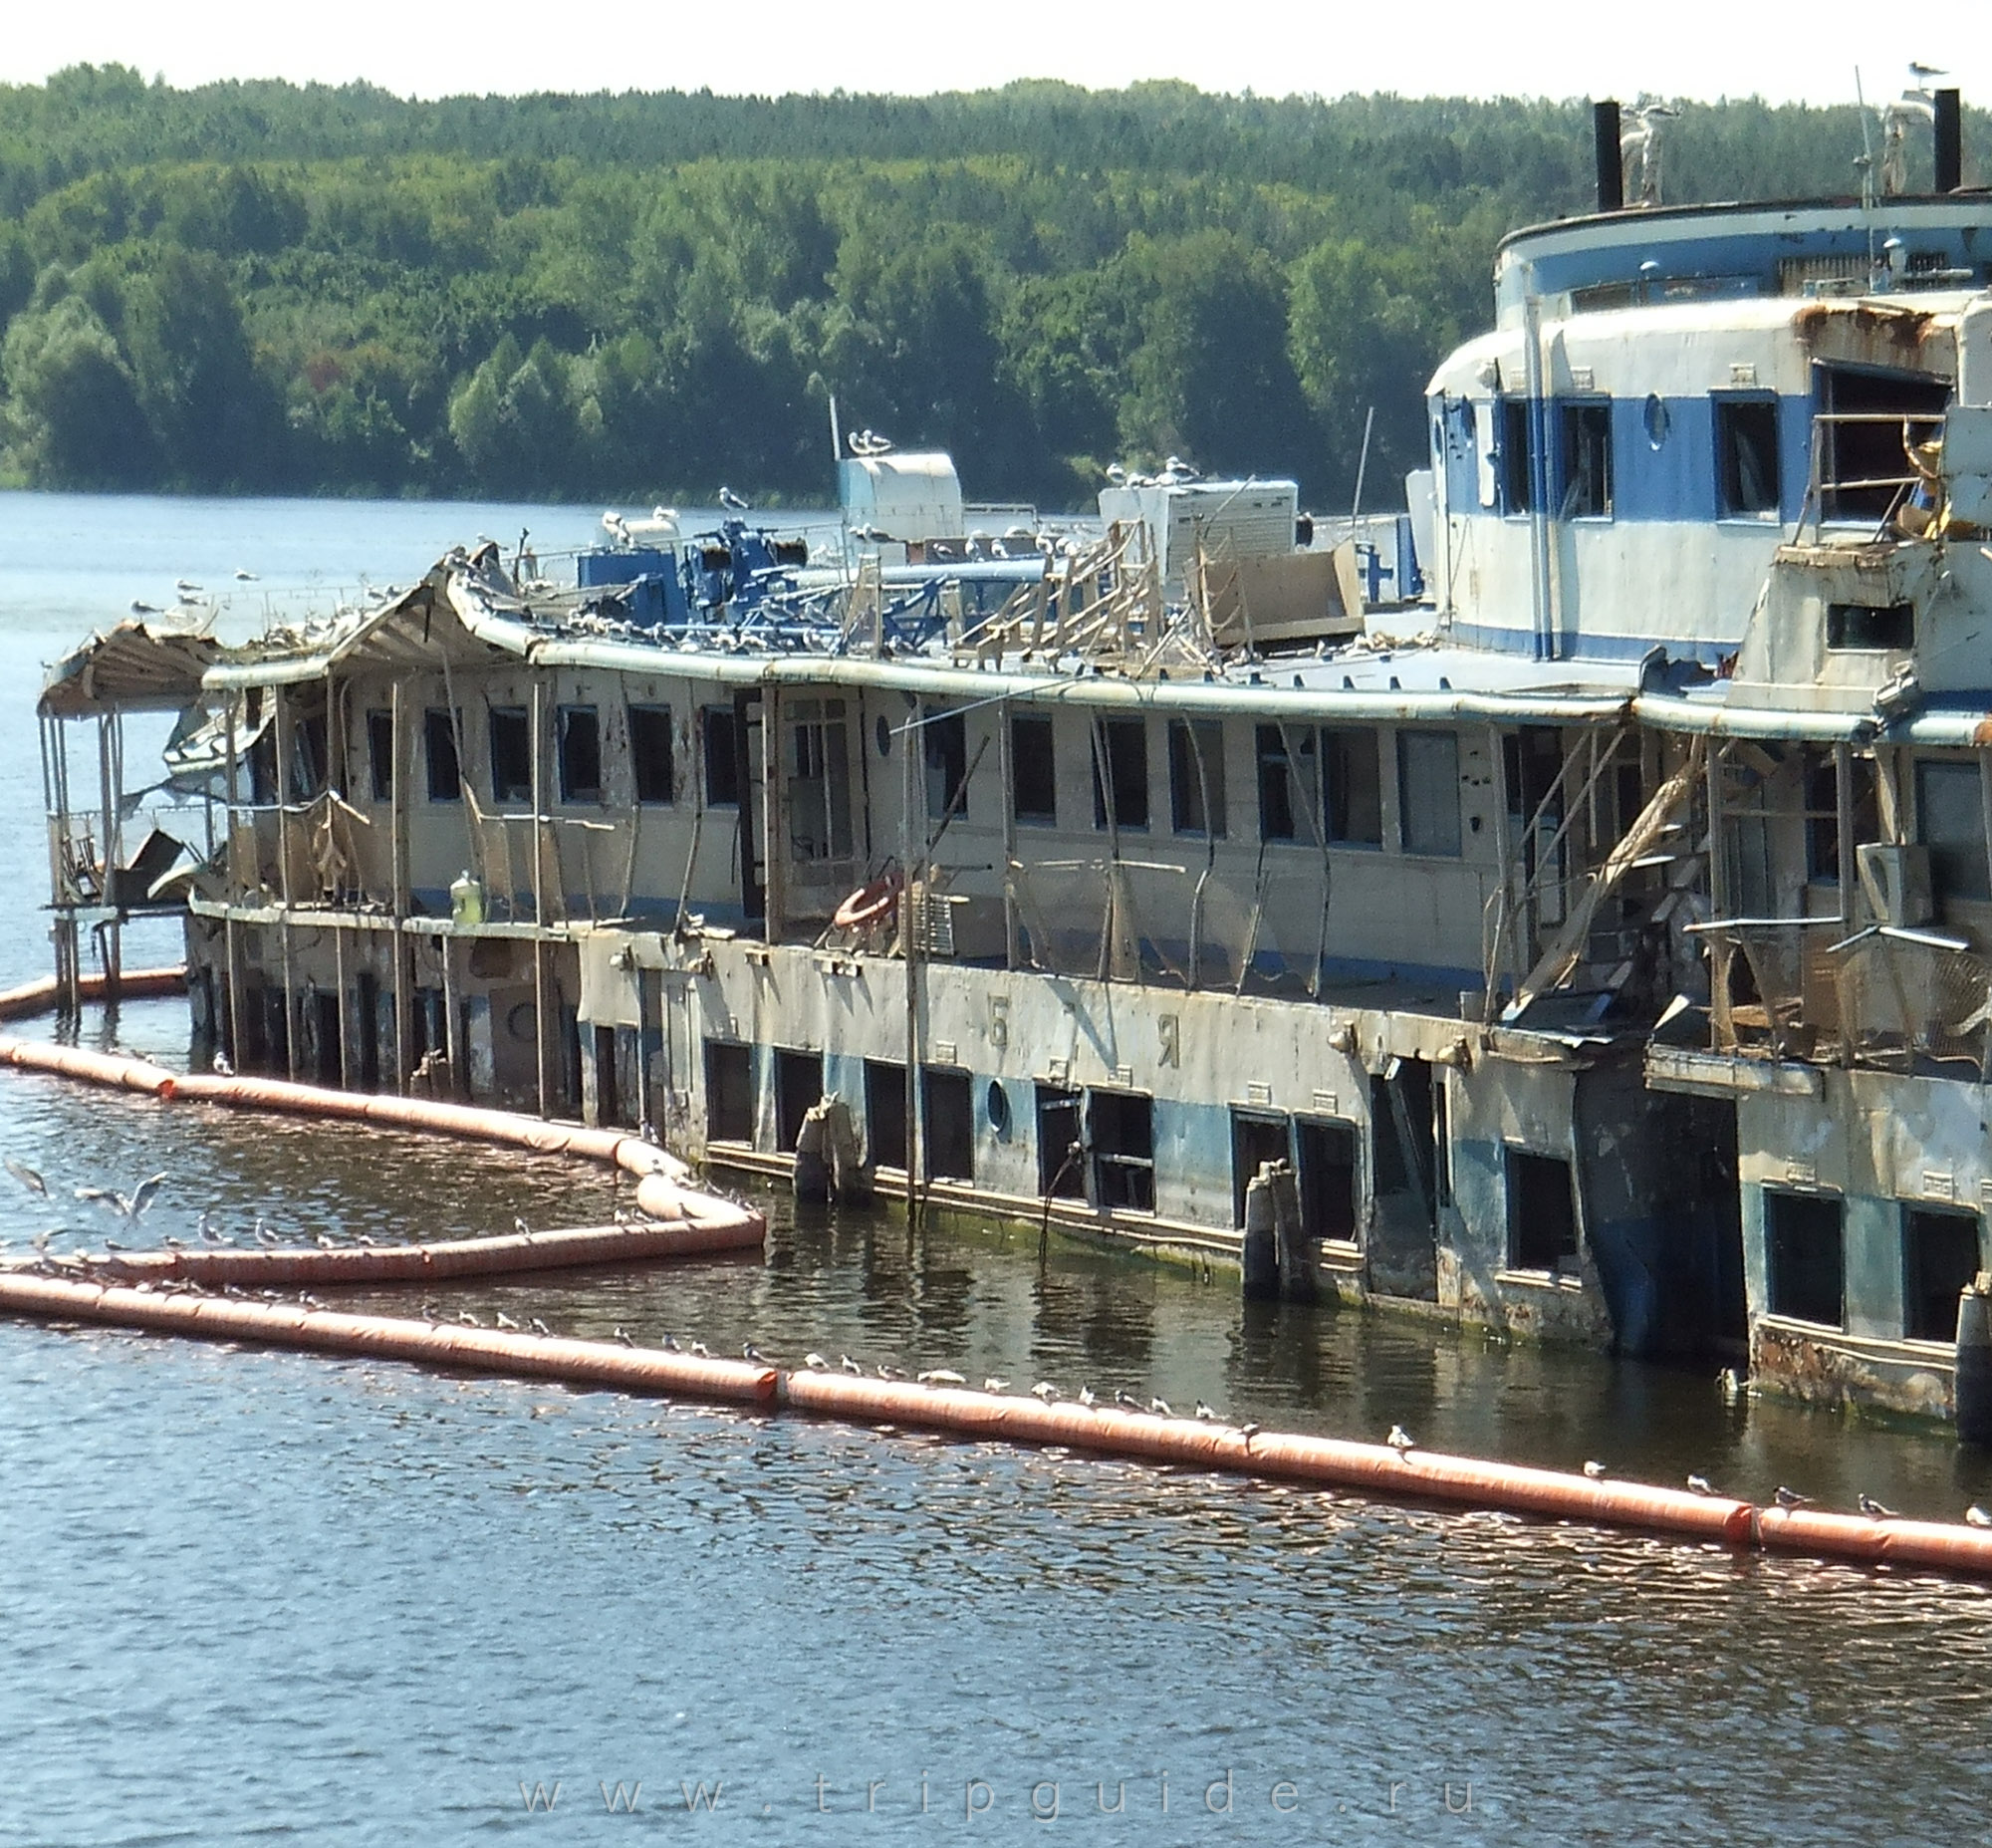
xmin=40 ymin=94 xmax=1992 ymax=1422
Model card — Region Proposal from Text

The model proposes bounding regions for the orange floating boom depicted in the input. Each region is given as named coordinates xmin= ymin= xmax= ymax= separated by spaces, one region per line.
xmin=5 ymin=1271 xmax=1991 ymax=1581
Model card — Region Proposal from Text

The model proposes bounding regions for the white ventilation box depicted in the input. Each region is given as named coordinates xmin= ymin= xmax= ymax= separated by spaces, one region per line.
xmin=1858 ymin=842 xmax=1933 ymax=927
xmin=1098 ymin=478 xmax=1299 ymax=600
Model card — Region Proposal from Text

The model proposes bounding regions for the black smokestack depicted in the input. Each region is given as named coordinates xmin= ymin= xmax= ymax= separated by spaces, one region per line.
xmin=1934 ymin=88 xmax=1962 ymax=193
xmin=1594 ymin=100 xmax=1624 ymax=211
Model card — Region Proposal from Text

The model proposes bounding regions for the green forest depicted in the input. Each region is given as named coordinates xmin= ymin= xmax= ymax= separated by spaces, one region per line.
xmin=0 ymin=67 xmax=1979 ymax=509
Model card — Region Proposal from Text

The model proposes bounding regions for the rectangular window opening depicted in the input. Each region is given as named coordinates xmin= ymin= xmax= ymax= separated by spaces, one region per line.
xmin=704 ymin=1041 xmax=753 ymax=1144
xmin=1089 ymin=1090 xmax=1154 ymax=1211
xmin=1256 ymin=723 xmax=1315 ymax=843
xmin=865 ymin=1059 xmax=908 ymax=1172
xmin=1826 ymin=602 xmax=1914 ymax=652
xmin=1716 ymin=396 xmax=1782 ymax=517
xmin=1168 ymin=718 xmax=1226 ymax=838
xmin=1917 ymin=759 xmax=1991 ymax=903
xmin=424 ymin=707 xmax=461 ymax=804
xmin=1499 ymin=396 xmax=1534 ymax=514
xmin=557 ymin=704 xmax=602 ymax=805
xmin=1397 ymin=730 xmax=1462 ymax=857
xmin=1037 ymin=1085 xmax=1086 ymax=1198
xmin=702 ymin=706 xmax=741 ymax=807
xmin=366 ymin=709 xmax=393 ymax=803
xmin=1324 ymin=726 xmax=1383 ymax=846
xmin=629 ymin=703 xmax=674 ymax=805
xmin=922 ymin=1067 xmax=974 ymax=1183
xmin=1011 ymin=713 xmax=1057 ymax=826
xmin=775 ymin=1048 xmax=823 ymax=1155
xmin=1300 ymin=1119 xmax=1361 ymax=1245
xmin=1559 ymin=400 xmax=1613 ymax=519
xmin=489 ymin=706 xmax=532 ymax=806
xmin=923 ymin=707 xmax=968 ymax=822
xmin=1230 ymin=1110 xmax=1292 ymax=1227
xmin=1903 ymin=1206 xmax=1980 ymax=1342
xmin=1506 ymin=1148 xmax=1579 ymax=1271
xmin=1765 ymin=1190 xmax=1846 ymax=1328
xmin=1092 ymin=718 xmax=1149 ymax=831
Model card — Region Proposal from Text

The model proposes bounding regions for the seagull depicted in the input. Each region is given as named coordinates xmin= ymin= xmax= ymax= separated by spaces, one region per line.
xmin=689 ymin=1341 xmax=710 ymax=1359
xmin=210 ymin=1050 xmax=232 ymax=1076
xmin=1967 ymin=1505 xmax=1992 ymax=1529
xmin=1236 ymin=1422 xmax=1261 ymax=1442
xmin=1030 ymin=1381 xmax=1060 ymax=1403
xmin=614 ymin=1327 xmax=635 ymax=1347
xmin=162 ymin=1234 xmax=185 ymax=1251
xmin=314 ymin=1234 xmax=337 ymax=1250
xmin=717 ymin=487 xmax=750 ymax=511
xmin=234 ymin=568 xmax=258 ymax=581
xmin=1190 ymin=1401 xmax=1216 ymax=1422
xmin=130 ymin=600 xmax=162 ymax=617
xmin=839 ymin=1353 xmax=862 ymax=1375
xmin=917 ymin=1369 xmax=966 ymax=1386
xmin=982 ymin=1377 xmax=1010 ymax=1394
xmin=255 ymin=1220 xmax=279 ymax=1247
xmin=1114 ymin=1390 xmax=1141 ymax=1410
xmin=1687 ymin=1474 xmax=1715 ymax=1496
xmin=493 ymin=1311 xmax=519 ymax=1330
xmin=103 ymin=1237 xmax=124 ymax=1251
xmin=457 ymin=1311 xmax=480 ymax=1327
xmin=1386 ymin=1425 xmax=1415 ymax=1456
xmin=357 ymin=1233 xmax=378 ymax=1247
xmin=1583 ymin=1460 xmax=1609 ymax=1480
xmin=5 ymin=1158 xmax=47 ymax=1196
xmin=1716 ymin=1368 xmax=1743 ymax=1403
xmin=1858 ymin=1493 xmax=1897 ymax=1519
xmin=743 ymin=1342 xmax=772 ymax=1365
xmin=529 ymin=1318 xmax=552 ymax=1338
xmin=128 ymin=1175 xmax=166 ymax=1218
xmin=876 ymin=1363 xmax=903 ymax=1381
xmin=300 ymin=1292 xmax=324 ymax=1310
xmin=514 ymin=1217 xmax=531 ymax=1236
xmin=661 ymin=1333 xmax=681 ymax=1352
xmin=1077 ymin=1387 xmax=1098 ymax=1408
xmin=1148 ymin=1397 xmax=1173 ymax=1418
xmin=198 ymin=1214 xmax=224 ymax=1244
xmin=175 ymin=579 xmax=202 ymax=596
xmin=1909 ymin=61 xmax=1948 ymax=85
xmin=804 ymin=1352 xmax=830 ymax=1371
xmin=1773 ymin=1485 xmax=1812 ymax=1509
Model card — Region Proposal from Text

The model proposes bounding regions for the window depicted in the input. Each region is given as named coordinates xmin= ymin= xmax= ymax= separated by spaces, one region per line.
xmin=1298 ymin=1120 xmax=1361 ymax=1245
xmin=424 ymin=707 xmax=461 ymax=803
xmin=1092 ymin=717 xmax=1149 ymax=831
xmin=1715 ymin=397 xmax=1781 ymax=517
xmin=1917 ymin=759 xmax=1990 ymax=903
xmin=1168 ymin=718 xmax=1226 ymax=838
xmin=366 ymin=709 xmax=393 ymax=803
xmin=1559 ymin=400 xmax=1613 ymax=519
xmin=923 ymin=707 xmax=968 ymax=821
xmin=1765 ymin=1190 xmax=1845 ymax=1327
xmin=1089 ymin=1090 xmax=1154 ymax=1211
xmin=292 ymin=711 xmax=328 ymax=798
xmin=787 ymin=698 xmax=852 ymax=863
xmin=1803 ymin=751 xmax=1879 ymax=885
xmin=628 ymin=704 xmax=674 ymax=804
xmin=922 ymin=1067 xmax=974 ymax=1182
xmin=1324 ymin=727 xmax=1383 ymax=846
xmin=865 ymin=1059 xmax=907 ymax=1171
xmin=705 ymin=1041 xmax=753 ymax=1144
xmin=248 ymin=717 xmax=277 ymax=806
xmin=775 ymin=1048 xmax=822 ymax=1154
xmin=1257 ymin=724 xmax=1316 ymax=842
xmin=1903 ymin=1207 xmax=1980 ymax=1342
xmin=1036 ymin=1085 xmax=1086 ymax=1198
xmin=556 ymin=704 xmax=601 ymax=804
xmin=703 ymin=706 xmax=740 ymax=807
xmin=1012 ymin=713 xmax=1057 ymax=825
xmin=1397 ymin=731 xmax=1462 ymax=857
xmin=489 ymin=706 xmax=532 ymax=805
xmin=1498 ymin=396 xmax=1534 ymax=514
xmin=1507 ymin=1149 xmax=1579 ymax=1271
xmin=1231 ymin=1111 xmax=1291 ymax=1226
xmin=1827 ymin=603 xmax=1914 ymax=651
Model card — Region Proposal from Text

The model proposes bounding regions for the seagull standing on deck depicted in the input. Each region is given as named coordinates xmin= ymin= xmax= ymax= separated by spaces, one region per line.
xmin=717 ymin=487 xmax=750 ymax=511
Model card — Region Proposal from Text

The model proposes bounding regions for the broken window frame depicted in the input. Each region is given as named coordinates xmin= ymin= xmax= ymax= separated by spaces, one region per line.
xmin=1558 ymin=398 xmax=1614 ymax=521
xmin=1714 ymin=394 xmax=1782 ymax=519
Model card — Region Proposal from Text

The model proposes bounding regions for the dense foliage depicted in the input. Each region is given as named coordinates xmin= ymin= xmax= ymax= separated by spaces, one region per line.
xmin=0 ymin=68 xmax=1974 ymax=508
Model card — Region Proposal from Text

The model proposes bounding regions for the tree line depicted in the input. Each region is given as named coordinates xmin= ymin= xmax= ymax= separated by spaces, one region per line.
xmin=0 ymin=67 xmax=1975 ymax=509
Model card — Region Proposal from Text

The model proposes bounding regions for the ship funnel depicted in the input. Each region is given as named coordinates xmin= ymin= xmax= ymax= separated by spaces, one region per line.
xmin=1934 ymin=88 xmax=1962 ymax=193
xmin=1594 ymin=99 xmax=1624 ymax=211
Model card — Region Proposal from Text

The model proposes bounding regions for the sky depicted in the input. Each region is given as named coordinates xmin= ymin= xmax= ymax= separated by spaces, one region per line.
xmin=0 ymin=0 xmax=1984 ymax=110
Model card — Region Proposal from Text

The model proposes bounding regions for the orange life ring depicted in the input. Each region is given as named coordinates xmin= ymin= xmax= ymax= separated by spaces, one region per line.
xmin=834 ymin=872 xmax=903 ymax=931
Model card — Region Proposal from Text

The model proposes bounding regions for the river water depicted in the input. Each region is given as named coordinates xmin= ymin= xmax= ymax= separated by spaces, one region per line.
xmin=1 ymin=489 xmax=1990 ymax=1844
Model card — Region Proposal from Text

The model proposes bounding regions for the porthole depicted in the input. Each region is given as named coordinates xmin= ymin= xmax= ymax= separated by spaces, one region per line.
xmin=875 ymin=714 xmax=891 ymax=757
xmin=987 ymin=1081 xmax=1011 ymax=1137
xmin=1643 ymin=394 xmax=1670 ymax=449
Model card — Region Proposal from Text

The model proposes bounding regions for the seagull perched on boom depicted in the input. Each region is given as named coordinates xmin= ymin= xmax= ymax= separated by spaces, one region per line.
xmin=1386 ymin=1426 xmax=1415 ymax=1457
